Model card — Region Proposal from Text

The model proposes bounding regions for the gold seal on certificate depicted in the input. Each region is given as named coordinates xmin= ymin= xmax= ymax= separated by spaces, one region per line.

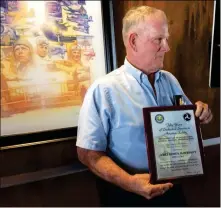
xmin=143 ymin=105 xmax=205 ymax=184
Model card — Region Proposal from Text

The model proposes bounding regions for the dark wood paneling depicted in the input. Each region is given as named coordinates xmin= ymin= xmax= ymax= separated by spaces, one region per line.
xmin=112 ymin=0 xmax=220 ymax=139
xmin=0 ymin=144 xmax=219 ymax=207
xmin=0 ymin=171 xmax=99 ymax=207
xmin=181 ymin=144 xmax=220 ymax=207
xmin=1 ymin=139 xmax=77 ymax=177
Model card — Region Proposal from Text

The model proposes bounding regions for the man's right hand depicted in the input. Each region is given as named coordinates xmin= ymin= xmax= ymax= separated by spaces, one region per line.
xmin=129 ymin=173 xmax=173 ymax=200
xmin=77 ymin=148 xmax=173 ymax=200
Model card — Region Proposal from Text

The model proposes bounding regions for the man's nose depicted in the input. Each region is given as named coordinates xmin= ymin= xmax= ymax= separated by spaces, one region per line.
xmin=18 ymin=49 xmax=23 ymax=54
xmin=161 ymin=39 xmax=170 ymax=52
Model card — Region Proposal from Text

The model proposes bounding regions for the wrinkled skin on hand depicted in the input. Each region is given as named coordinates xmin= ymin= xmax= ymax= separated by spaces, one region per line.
xmin=130 ymin=173 xmax=173 ymax=200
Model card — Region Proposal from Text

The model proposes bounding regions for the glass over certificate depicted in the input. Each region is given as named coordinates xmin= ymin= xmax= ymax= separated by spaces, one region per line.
xmin=143 ymin=105 xmax=205 ymax=184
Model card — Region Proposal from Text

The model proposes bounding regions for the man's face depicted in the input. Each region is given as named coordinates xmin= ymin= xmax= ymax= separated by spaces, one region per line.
xmin=71 ymin=48 xmax=81 ymax=63
xmin=37 ymin=44 xmax=48 ymax=58
xmin=14 ymin=45 xmax=31 ymax=63
xmin=135 ymin=15 xmax=170 ymax=74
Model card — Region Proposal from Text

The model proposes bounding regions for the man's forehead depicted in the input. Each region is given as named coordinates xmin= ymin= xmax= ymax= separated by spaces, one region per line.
xmin=14 ymin=44 xmax=30 ymax=50
xmin=143 ymin=21 xmax=169 ymax=37
xmin=72 ymin=49 xmax=81 ymax=52
xmin=39 ymin=43 xmax=48 ymax=47
xmin=150 ymin=26 xmax=169 ymax=36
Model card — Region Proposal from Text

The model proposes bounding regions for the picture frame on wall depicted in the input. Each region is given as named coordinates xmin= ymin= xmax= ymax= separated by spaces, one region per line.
xmin=1 ymin=0 xmax=117 ymax=147
xmin=209 ymin=0 xmax=220 ymax=88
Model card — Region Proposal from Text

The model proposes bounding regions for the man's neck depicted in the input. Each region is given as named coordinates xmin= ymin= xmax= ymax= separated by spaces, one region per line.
xmin=148 ymin=73 xmax=155 ymax=86
xmin=126 ymin=56 xmax=156 ymax=76
xmin=17 ymin=62 xmax=29 ymax=67
xmin=148 ymin=73 xmax=157 ymax=97
xmin=126 ymin=57 xmax=157 ymax=96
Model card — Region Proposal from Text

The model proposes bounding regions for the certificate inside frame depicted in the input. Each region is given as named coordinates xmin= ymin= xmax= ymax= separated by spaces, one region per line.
xmin=143 ymin=105 xmax=205 ymax=184
xmin=1 ymin=0 xmax=117 ymax=147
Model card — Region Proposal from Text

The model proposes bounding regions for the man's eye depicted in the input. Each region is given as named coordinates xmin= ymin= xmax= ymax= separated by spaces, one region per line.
xmin=154 ymin=38 xmax=162 ymax=44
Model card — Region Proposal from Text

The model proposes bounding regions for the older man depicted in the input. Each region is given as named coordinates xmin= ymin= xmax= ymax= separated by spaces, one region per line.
xmin=70 ymin=44 xmax=90 ymax=82
xmin=56 ymin=44 xmax=91 ymax=89
xmin=35 ymin=36 xmax=51 ymax=63
xmin=13 ymin=39 xmax=35 ymax=79
xmin=76 ymin=6 xmax=213 ymax=206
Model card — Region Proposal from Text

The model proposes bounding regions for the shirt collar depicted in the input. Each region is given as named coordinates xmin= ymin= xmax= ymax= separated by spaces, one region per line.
xmin=124 ymin=58 xmax=162 ymax=83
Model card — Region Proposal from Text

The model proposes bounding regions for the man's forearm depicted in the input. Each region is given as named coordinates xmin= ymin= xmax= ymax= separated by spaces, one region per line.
xmin=77 ymin=148 xmax=173 ymax=199
xmin=77 ymin=148 xmax=133 ymax=192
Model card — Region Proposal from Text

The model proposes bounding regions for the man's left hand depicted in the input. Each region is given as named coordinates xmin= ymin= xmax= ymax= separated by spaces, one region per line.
xmin=195 ymin=101 xmax=213 ymax=124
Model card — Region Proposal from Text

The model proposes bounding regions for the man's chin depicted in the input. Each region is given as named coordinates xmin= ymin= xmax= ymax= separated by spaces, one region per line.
xmin=157 ymin=63 xmax=164 ymax=70
xmin=148 ymin=68 xmax=160 ymax=74
xmin=154 ymin=65 xmax=163 ymax=71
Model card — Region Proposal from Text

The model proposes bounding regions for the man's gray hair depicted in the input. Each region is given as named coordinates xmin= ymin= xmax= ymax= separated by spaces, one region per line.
xmin=122 ymin=6 xmax=165 ymax=46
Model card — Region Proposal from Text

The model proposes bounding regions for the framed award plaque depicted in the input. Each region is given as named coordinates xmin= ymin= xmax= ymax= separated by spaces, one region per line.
xmin=143 ymin=105 xmax=205 ymax=184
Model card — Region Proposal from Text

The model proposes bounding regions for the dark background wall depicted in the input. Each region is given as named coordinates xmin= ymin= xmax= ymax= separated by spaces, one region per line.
xmin=112 ymin=0 xmax=220 ymax=139
xmin=1 ymin=141 xmax=220 ymax=207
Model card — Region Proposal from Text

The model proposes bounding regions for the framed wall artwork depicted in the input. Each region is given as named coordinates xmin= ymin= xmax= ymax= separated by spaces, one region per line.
xmin=1 ymin=0 xmax=116 ymax=147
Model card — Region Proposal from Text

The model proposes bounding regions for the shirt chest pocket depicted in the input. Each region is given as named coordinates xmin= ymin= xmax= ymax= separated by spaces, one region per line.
xmin=158 ymin=94 xmax=174 ymax=106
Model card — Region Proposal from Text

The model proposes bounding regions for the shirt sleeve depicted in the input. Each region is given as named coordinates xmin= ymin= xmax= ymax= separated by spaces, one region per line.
xmin=76 ymin=82 xmax=110 ymax=151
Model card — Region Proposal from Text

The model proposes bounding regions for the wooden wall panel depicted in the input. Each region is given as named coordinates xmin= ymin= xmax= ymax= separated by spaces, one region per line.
xmin=0 ymin=145 xmax=219 ymax=207
xmin=0 ymin=171 xmax=100 ymax=207
xmin=1 ymin=139 xmax=77 ymax=177
xmin=181 ymin=144 xmax=220 ymax=207
xmin=112 ymin=0 xmax=220 ymax=139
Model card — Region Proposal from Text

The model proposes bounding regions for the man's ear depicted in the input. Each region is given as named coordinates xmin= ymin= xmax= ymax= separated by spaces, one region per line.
xmin=128 ymin=33 xmax=138 ymax=52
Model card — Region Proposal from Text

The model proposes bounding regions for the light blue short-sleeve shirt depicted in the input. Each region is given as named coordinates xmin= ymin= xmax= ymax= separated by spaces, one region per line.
xmin=76 ymin=58 xmax=192 ymax=173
